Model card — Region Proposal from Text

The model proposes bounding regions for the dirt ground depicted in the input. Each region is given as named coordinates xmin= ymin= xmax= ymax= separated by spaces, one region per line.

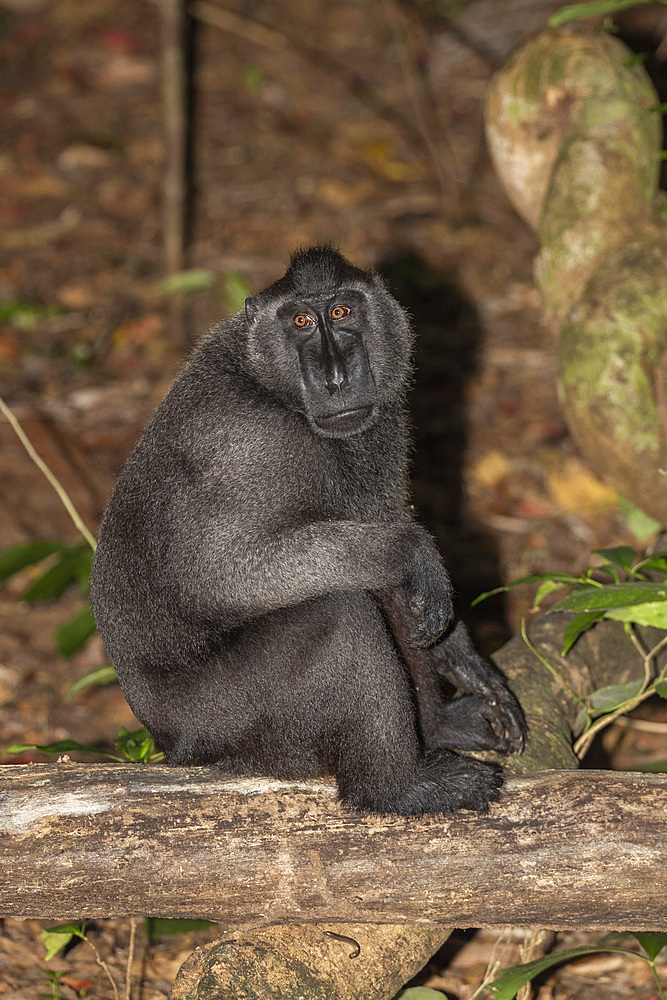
xmin=0 ymin=0 xmax=666 ymax=997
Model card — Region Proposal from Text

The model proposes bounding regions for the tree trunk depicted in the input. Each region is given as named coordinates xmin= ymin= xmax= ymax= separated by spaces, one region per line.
xmin=485 ymin=27 xmax=667 ymax=522
xmin=170 ymin=923 xmax=452 ymax=1000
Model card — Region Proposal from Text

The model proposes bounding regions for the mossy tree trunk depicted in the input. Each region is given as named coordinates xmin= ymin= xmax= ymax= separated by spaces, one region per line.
xmin=485 ymin=28 xmax=667 ymax=523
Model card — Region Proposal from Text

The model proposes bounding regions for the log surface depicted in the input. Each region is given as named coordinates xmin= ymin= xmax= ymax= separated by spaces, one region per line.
xmin=1 ymin=763 xmax=665 ymax=929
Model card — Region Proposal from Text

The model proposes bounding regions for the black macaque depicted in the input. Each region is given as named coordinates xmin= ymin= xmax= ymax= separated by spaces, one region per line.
xmin=90 ymin=246 xmax=526 ymax=815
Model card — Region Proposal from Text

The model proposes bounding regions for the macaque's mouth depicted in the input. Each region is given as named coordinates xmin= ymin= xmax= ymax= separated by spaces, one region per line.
xmin=312 ymin=405 xmax=375 ymax=435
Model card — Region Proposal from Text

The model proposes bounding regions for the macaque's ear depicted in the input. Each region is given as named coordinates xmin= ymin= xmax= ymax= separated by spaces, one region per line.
xmin=245 ymin=296 xmax=259 ymax=324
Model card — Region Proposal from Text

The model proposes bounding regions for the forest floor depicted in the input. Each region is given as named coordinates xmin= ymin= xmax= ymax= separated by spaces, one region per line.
xmin=0 ymin=0 xmax=666 ymax=996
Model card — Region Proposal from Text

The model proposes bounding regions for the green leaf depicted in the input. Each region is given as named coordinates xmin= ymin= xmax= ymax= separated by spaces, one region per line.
xmin=21 ymin=546 xmax=91 ymax=602
xmin=0 ymin=541 xmax=66 ymax=584
xmin=617 ymin=496 xmax=662 ymax=541
xmin=605 ymin=601 xmax=667 ymax=628
xmin=553 ymin=581 xmax=667 ymax=613
xmin=115 ymin=726 xmax=155 ymax=762
xmin=595 ymin=562 xmax=620 ymax=583
xmin=222 ymin=272 xmax=254 ymax=314
xmin=561 ymin=611 xmax=604 ymax=654
xmin=655 ymin=681 xmax=667 ymax=700
xmin=589 ymin=678 xmax=644 ymax=712
xmin=632 ymin=553 xmax=667 ymax=577
xmin=5 ymin=739 xmax=120 ymax=760
xmin=21 ymin=559 xmax=77 ymax=602
xmin=634 ymin=932 xmax=667 ymax=961
xmin=146 ymin=918 xmax=217 ymax=941
xmin=156 ymin=269 xmax=217 ymax=295
xmin=473 ymin=574 xmax=583 ymax=606
xmin=489 ymin=945 xmax=635 ymax=999
xmin=55 ymin=606 xmax=96 ymax=657
xmin=73 ymin=545 xmax=93 ymax=593
xmin=548 ymin=0 xmax=653 ymax=27
xmin=533 ymin=579 xmax=569 ymax=609
xmin=40 ymin=923 xmax=86 ymax=961
xmin=67 ymin=664 xmax=118 ymax=697
xmin=41 ymin=928 xmax=75 ymax=961
xmin=592 ymin=547 xmax=636 ymax=572
xmin=573 ymin=703 xmax=590 ymax=735
xmin=632 ymin=758 xmax=667 ymax=773
xmin=43 ymin=968 xmax=65 ymax=985
xmin=242 ymin=64 xmax=264 ymax=90
xmin=0 ymin=300 xmax=61 ymax=328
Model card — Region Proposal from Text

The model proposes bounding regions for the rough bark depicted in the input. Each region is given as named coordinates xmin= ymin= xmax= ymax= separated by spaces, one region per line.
xmin=485 ymin=28 xmax=667 ymax=523
xmin=0 ymin=763 xmax=665 ymax=930
xmin=170 ymin=924 xmax=451 ymax=1000
xmin=489 ymin=615 xmax=664 ymax=775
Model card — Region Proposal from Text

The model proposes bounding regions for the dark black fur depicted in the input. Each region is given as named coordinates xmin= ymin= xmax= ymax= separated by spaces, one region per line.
xmin=91 ymin=247 xmax=525 ymax=814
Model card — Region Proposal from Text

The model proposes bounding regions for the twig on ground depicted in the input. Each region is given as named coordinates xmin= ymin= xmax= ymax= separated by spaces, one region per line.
xmin=0 ymin=395 xmax=97 ymax=550
xmin=126 ymin=918 xmax=137 ymax=1000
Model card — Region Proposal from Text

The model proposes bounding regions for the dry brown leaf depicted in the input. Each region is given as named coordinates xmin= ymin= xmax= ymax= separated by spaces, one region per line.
xmin=317 ymin=178 xmax=374 ymax=208
xmin=469 ymin=449 xmax=512 ymax=488
xmin=546 ymin=457 xmax=617 ymax=512
xmin=358 ymin=139 xmax=424 ymax=182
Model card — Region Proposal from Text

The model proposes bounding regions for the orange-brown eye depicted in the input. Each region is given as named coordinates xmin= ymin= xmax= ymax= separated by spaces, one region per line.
xmin=294 ymin=314 xmax=314 ymax=328
xmin=330 ymin=305 xmax=350 ymax=320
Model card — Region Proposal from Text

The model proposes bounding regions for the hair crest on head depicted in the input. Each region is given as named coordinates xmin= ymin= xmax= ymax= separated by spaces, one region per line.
xmin=284 ymin=245 xmax=371 ymax=295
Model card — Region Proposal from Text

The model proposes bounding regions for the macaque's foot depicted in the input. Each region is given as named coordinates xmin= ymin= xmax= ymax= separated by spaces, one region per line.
xmin=427 ymin=693 xmax=526 ymax=754
xmin=344 ymin=750 xmax=503 ymax=816
xmin=467 ymin=680 xmax=526 ymax=753
xmin=428 ymin=622 xmax=527 ymax=753
xmin=487 ymin=687 xmax=526 ymax=753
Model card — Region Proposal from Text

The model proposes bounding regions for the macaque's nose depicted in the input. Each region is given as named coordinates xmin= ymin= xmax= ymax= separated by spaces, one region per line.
xmin=320 ymin=323 xmax=349 ymax=395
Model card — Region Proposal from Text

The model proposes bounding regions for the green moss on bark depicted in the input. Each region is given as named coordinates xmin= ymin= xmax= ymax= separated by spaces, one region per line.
xmin=485 ymin=28 xmax=667 ymax=522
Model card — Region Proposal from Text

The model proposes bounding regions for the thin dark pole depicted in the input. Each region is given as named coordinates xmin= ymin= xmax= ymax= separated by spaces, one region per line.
xmin=159 ymin=0 xmax=189 ymax=341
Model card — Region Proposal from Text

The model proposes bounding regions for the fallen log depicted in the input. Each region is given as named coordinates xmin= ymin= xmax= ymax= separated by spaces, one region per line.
xmin=2 ymin=617 xmax=663 ymax=998
xmin=1 ymin=762 xmax=665 ymax=930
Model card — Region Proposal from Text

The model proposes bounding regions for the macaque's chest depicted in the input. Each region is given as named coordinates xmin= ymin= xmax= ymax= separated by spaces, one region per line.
xmin=295 ymin=434 xmax=407 ymax=523
xmin=232 ymin=407 xmax=409 ymax=525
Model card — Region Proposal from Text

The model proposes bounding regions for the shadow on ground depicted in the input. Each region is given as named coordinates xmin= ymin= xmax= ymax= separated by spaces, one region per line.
xmin=380 ymin=253 xmax=510 ymax=653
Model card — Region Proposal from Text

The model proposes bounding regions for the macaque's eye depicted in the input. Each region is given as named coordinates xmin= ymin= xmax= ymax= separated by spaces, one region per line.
xmin=294 ymin=314 xmax=315 ymax=328
xmin=330 ymin=305 xmax=351 ymax=320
